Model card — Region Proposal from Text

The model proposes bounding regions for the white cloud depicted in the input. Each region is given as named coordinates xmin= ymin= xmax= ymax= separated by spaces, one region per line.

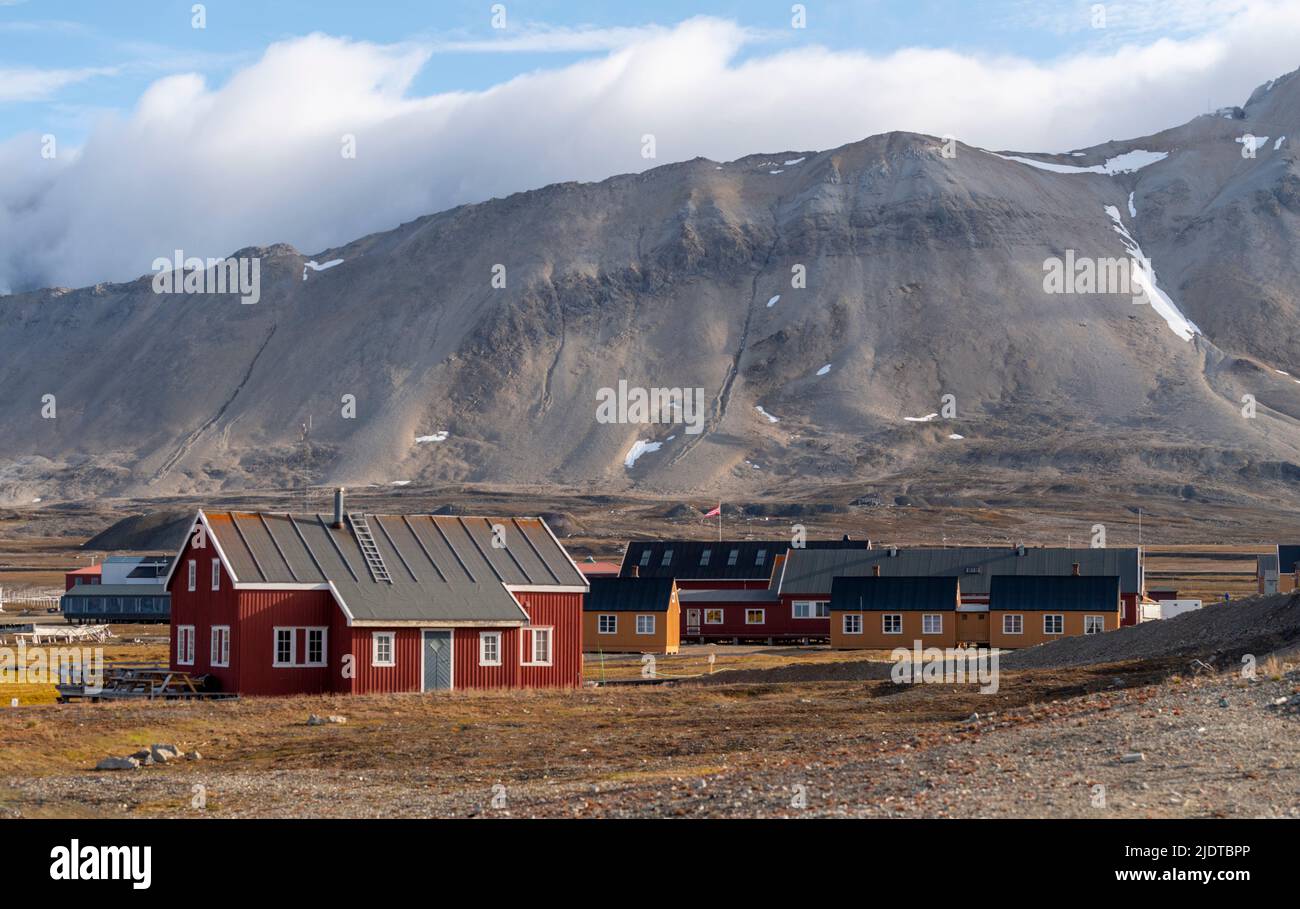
xmin=4 ymin=6 xmax=1300 ymax=292
xmin=0 ymin=65 xmax=116 ymax=102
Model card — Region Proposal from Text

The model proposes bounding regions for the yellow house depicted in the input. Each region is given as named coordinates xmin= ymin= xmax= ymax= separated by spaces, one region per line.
xmin=583 ymin=577 xmax=680 ymax=655
xmin=829 ymin=576 xmax=961 ymax=649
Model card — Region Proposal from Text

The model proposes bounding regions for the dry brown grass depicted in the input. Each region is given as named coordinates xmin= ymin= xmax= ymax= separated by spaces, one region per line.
xmin=0 ymin=657 xmax=1171 ymax=816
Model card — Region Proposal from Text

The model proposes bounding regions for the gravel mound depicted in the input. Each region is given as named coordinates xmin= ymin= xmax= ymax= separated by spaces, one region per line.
xmin=1002 ymin=592 xmax=1300 ymax=670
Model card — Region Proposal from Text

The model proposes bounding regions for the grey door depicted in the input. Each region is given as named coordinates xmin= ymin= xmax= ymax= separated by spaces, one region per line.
xmin=422 ymin=630 xmax=452 ymax=691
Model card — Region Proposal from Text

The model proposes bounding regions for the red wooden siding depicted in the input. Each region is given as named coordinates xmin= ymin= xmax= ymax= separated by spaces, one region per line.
xmin=680 ymin=595 xmax=828 ymax=641
xmin=234 ymin=588 xmax=335 ymax=696
xmin=167 ymin=532 xmax=241 ymax=691
xmin=1120 ymin=593 xmax=1140 ymax=626
xmin=347 ymin=627 xmax=423 ymax=694
xmin=485 ymin=591 xmax=583 ymax=688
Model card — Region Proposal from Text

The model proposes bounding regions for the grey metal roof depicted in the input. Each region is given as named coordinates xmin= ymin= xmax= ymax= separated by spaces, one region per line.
xmin=830 ymin=576 xmax=960 ymax=611
xmin=989 ymin=575 xmax=1121 ymax=611
xmin=203 ymin=512 xmax=585 ymax=624
xmin=619 ymin=538 xmax=869 ymax=581
xmin=1279 ymin=546 xmax=1300 ymax=573
xmin=778 ymin=546 xmax=1142 ymax=596
xmin=584 ymin=577 xmax=675 ymax=612
xmin=61 ymin=584 xmax=169 ymax=598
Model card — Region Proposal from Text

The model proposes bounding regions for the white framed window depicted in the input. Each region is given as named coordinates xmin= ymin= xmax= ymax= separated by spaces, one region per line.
xmin=882 ymin=614 xmax=902 ymax=634
xmin=636 ymin=614 xmax=655 ymax=635
xmin=274 ymin=628 xmax=295 ymax=667
xmin=523 ymin=627 xmax=552 ymax=666
xmin=306 ymin=628 xmax=326 ymax=665
xmin=210 ymin=625 xmax=230 ymax=667
xmin=597 ymin=614 xmax=617 ymax=634
xmin=187 ymin=560 xmax=196 ymax=592
xmin=922 ymin=614 xmax=943 ymax=635
xmin=745 ymin=609 xmax=765 ymax=625
xmin=372 ymin=632 xmax=395 ymax=667
xmin=1044 ymin=614 xmax=1064 ymax=635
xmin=176 ymin=625 xmax=195 ymax=665
xmin=272 ymin=626 xmax=329 ymax=667
xmin=842 ymin=614 xmax=863 ymax=635
xmin=1084 ymin=615 xmax=1105 ymax=635
xmin=1003 ymin=614 xmax=1023 ymax=635
xmin=210 ymin=558 xmax=221 ymax=591
xmin=704 ymin=608 xmax=724 ymax=624
xmin=479 ymin=631 xmax=502 ymax=666
xmin=793 ymin=600 xmax=829 ymax=619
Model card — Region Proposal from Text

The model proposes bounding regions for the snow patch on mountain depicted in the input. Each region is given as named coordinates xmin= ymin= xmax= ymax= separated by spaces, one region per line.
xmin=993 ymin=149 xmax=1168 ymax=176
xmin=624 ymin=439 xmax=662 ymax=468
xmin=303 ymin=259 xmax=344 ymax=281
xmin=1104 ymin=206 xmax=1201 ymax=342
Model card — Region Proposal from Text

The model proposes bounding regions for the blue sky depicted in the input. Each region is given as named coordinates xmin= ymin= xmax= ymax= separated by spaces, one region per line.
xmin=0 ymin=0 xmax=1224 ymax=143
xmin=3 ymin=0 xmax=1297 ymax=291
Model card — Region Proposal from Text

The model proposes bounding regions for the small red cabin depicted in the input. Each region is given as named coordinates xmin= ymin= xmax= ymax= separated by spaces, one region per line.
xmin=165 ymin=497 xmax=588 ymax=696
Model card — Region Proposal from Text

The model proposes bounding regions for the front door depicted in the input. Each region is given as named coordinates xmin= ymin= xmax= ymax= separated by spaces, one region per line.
xmin=422 ymin=630 xmax=452 ymax=691
xmin=686 ymin=609 xmax=701 ymax=635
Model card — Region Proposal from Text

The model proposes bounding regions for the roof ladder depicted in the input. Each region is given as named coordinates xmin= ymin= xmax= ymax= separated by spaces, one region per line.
xmin=348 ymin=513 xmax=392 ymax=583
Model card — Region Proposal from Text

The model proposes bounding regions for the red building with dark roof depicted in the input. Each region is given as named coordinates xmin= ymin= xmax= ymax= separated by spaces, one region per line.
xmin=165 ymin=492 xmax=588 ymax=696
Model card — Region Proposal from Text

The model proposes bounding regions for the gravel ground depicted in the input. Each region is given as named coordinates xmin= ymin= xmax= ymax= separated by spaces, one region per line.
xmin=5 ymin=662 xmax=1296 ymax=819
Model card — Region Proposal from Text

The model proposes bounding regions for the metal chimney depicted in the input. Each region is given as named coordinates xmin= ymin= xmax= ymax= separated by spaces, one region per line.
xmin=872 ymin=564 xmax=881 ymax=577
xmin=333 ymin=487 xmax=345 ymax=528
xmin=1072 ymin=562 xmax=1081 ymax=576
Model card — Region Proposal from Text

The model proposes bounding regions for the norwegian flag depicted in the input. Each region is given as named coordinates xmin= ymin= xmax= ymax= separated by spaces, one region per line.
xmin=703 ymin=503 xmax=721 ymax=517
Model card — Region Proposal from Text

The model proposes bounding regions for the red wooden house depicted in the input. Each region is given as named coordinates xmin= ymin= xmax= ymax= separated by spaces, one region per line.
xmin=164 ymin=492 xmax=588 ymax=696
xmin=619 ymin=539 xmax=870 ymax=643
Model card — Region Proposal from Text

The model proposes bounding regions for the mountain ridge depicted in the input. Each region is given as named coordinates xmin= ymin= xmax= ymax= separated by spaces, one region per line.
xmin=2 ymin=69 xmax=1299 ymax=508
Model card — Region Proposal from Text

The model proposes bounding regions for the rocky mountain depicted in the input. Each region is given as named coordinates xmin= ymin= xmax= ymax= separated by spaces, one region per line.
xmin=2 ymin=70 xmax=1299 ymax=508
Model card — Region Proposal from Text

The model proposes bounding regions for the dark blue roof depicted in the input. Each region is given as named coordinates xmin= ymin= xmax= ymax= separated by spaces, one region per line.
xmin=620 ymin=539 xmax=868 ymax=581
xmin=989 ymin=575 xmax=1121 ymax=611
xmin=584 ymin=577 xmax=675 ymax=612
xmin=1278 ymin=545 xmax=1300 ymax=573
xmin=829 ymin=576 xmax=960 ymax=611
